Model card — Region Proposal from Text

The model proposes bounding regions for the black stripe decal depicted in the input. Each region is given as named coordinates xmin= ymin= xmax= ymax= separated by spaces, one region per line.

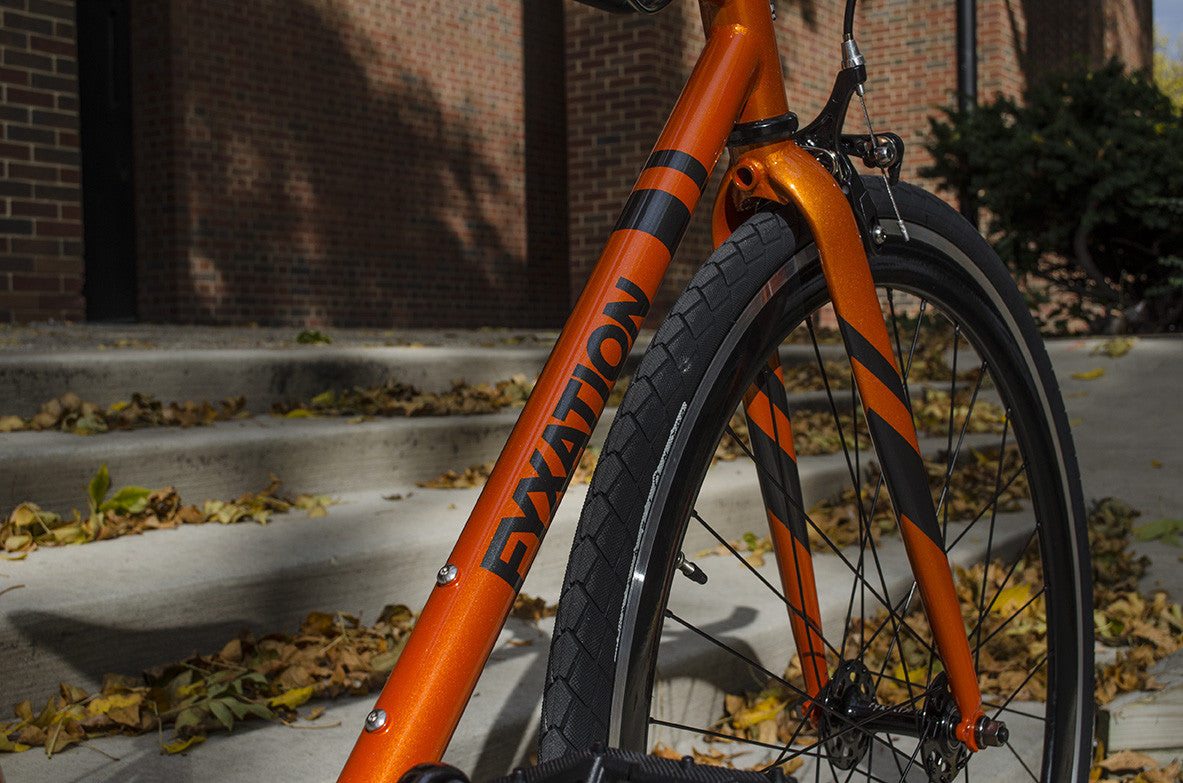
xmin=747 ymin=423 xmax=802 ymax=538
xmin=613 ymin=189 xmax=690 ymax=256
xmin=838 ymin=316 xmax=909 ymax=410
xmin=645 ymin=149 xmax=710 ymax=191
xmin=865 ymin=408 xmax=943 ymax=547
xmin=760 ymin=382 xmax=791 ymax=424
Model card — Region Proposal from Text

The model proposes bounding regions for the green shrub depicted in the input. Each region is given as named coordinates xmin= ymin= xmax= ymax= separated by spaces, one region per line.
xmin=924 ymin=61 xmax=1183 ymax=333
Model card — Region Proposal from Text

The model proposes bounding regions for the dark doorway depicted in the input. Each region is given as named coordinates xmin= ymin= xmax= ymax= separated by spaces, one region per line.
xmin=522 ymin=0 xmax=570 ymax=325
xmin=77 ymin=0 xmax=137 ymax=321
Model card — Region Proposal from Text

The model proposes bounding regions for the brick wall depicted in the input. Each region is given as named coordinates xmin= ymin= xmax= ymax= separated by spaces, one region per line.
xmin=567 ymin=0 xmax=1152 ymax=321
xmin=129 ymin=0 xmax=568 ymax=327
xmin=565 ymin=3 xmax=709 ymax=319
xmin=0 ymin=0 xmax=82 ymax=323
xmin=0 ymin=0 xmax=1155 ymax=327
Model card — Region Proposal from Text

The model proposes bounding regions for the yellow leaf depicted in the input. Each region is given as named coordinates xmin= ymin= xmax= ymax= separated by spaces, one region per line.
xmin=10 ymin=503 xmax=59 ymax=530
xmin=893 ymin=661 xmax=930 ymax=685
xmin=282 ymin=409 xmax=315 ymax=419
xmin=1072 ymin=367 xmax=1105 ymax=380
xmin=162 ymin=735 xmax=206 ymax=754
xmin=731 ymin=695 xmax=784 ymax=729
xmin=991 ymin=584 xmax=1031 ymax=615
xmin=49 ymin=523 xmax=88 ymax=544
xmin=87 ymin=692 xmax=142 ymax=716
xmin=4 ymin=534 xmax=32 ymax=551
xmin=268 ymin=685 xmax=314 ymax=710
xmin=0 ymin=414 xmax=25 ymax=432
xmin=1097 ymin=749 xmax=1161 ymax=772
xmin=1093 ymin=337 xmax=1134 ymax=358
xmin=58 ymin=683 xmax=88 ymax=704
xmin=0 ymin=733 xmax=31 ymax=752
xmin=310 ymin=390 xmax=336 ymax=407
xmin=1151 ymin=460 xmax=1162 ymax=468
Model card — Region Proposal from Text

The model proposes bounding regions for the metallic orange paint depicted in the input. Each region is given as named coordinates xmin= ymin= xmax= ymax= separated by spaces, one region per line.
xmin=743 ymin=359 xmax=828 ymax=711
xmin=715 ymin=138 xmax=987 ymax=748
xmin=339 ymin=7 xmax=781 ymax=780
xmin=342 ymin=2 xmax=991 ymax=777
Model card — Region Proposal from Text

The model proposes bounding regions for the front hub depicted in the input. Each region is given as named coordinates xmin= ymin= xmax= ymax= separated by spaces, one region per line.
xmin=815 ymin=664 xmax=1007 ymax=782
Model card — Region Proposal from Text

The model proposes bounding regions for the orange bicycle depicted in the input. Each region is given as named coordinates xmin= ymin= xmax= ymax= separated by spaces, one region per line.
xmin=340 ymin=1 xmax=1092 ymax=781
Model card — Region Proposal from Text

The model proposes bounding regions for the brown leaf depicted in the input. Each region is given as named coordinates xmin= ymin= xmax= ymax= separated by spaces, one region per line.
xmin=15 ymin=725 xmax=46 ymax=747
xmin=511 ymin=593 xmax=557 ymax=623
xmin=219 ymin=638 xmax=243 ymax=663
xmin=1097 ymin=749 xmax=1162 ymax=773
xmin=278 ymin=665 xmax=314 ymax=691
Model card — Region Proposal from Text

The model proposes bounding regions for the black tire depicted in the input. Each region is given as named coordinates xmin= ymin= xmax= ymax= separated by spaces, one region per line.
xmin=539 ymin=179 xmax=1092 ymax=782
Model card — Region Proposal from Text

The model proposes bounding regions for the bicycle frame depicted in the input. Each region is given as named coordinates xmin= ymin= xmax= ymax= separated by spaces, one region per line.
xmin=340 ymin=2 xmax=986 ymax=780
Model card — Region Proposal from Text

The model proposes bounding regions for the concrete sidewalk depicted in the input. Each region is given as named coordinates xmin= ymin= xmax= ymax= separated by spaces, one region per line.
xmin=0 ymin=328 xmax=1179 ymax=782
xmin=1046 ymin=335 xmax=1183 ymax=600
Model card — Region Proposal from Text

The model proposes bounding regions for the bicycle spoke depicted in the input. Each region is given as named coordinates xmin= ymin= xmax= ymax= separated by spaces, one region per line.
xmin=965 ymin=525 xmax=1041 ymax=642
xmin=980 ymin=699 xmax=1046 ymax=723
xmin=648 ymin=718 xmax=804 ymax=755
xmin=664 ymin=608 xmax=805 ymax=699
xmin=1004 ymin=736 xmax=1041 ymax=782
xmin=665 ymin=601 xmax=946 ymax=774
xmin=717 ymin=424 xmax=931 ymax=641
xmin=944 ymin=462 xmax=1027 ymax=555
xmin=808 ymin=321 xmax=867 ymax=506
xmin=936 ymin=353 xmax=986 ymax=534
xmin=691 ymin=510 xmax=843 ymax=661
xmin=974 ymin=587 xmax=1046 ymax=652
xmin=972 ymin=411 xmax=1012 ymax=670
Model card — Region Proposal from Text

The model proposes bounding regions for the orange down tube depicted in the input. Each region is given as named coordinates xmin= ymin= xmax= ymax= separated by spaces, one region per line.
xmin=337 ymin=12 xmax=779 ymax=782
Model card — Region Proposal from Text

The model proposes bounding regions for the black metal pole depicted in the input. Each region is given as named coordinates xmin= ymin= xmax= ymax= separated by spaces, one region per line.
xmin=956 ymin=0 xmax=978 ymax=223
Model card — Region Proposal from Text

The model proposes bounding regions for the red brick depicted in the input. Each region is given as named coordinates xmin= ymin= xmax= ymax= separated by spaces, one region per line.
xmin=0 ymin=66 xmax=28 ymax=85
xmin=5 ymin=86 xmax=54 ymax=107
xmin=33 ymin=219 xmax=79 ymax=237
xmin=11 ymin=273 xmax=61 ymax=291
xmin=10 ymin=200 xmax=55 ymax=217
xmin=0 ymin=141 xmax=31 ymax=160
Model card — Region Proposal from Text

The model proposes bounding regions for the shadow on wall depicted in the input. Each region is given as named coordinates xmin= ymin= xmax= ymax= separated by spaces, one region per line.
xmin=1007 ymin=0 xmax=1153 ymax=87
xmin=138 ymin=1 xmax=566 ymax=328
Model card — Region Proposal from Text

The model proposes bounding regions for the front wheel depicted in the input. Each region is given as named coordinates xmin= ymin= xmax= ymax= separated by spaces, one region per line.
xmin=540 ymin=179 xmax=1092 ymax=782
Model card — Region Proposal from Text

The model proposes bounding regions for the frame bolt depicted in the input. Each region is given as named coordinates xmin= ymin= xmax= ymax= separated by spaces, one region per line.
xmin=365 ymin=708 xmax=387 ymax=732
xmin=871 ymin=224 xmax=887 ymax=245
xmin=437 ymin=563 xmax=459 ymax=586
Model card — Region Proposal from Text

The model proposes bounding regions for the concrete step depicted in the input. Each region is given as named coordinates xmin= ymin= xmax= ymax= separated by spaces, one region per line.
xmin=0 ymin=386 xmax=851 ymax=512
xmin=0 ymin=448 xmax=865 ymax=709
xmin=0 ymin=340 xmax=852 ymax=417
xmin=0 ymin=333 xmax=994 ymax=782
xmin=0 ymin=410 xmax=532 ymax=512
xmin=1099 ymin=648 xmax=1183 ymax=765
xmin=0 ymin=446 xmax=1030 ymax=783
xmin=0 ymin=345 xmax=555 ymax=417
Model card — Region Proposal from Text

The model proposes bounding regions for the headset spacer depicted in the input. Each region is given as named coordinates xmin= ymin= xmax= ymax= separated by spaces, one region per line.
xmin=728 ymin=112 xmax=799 ymax=147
